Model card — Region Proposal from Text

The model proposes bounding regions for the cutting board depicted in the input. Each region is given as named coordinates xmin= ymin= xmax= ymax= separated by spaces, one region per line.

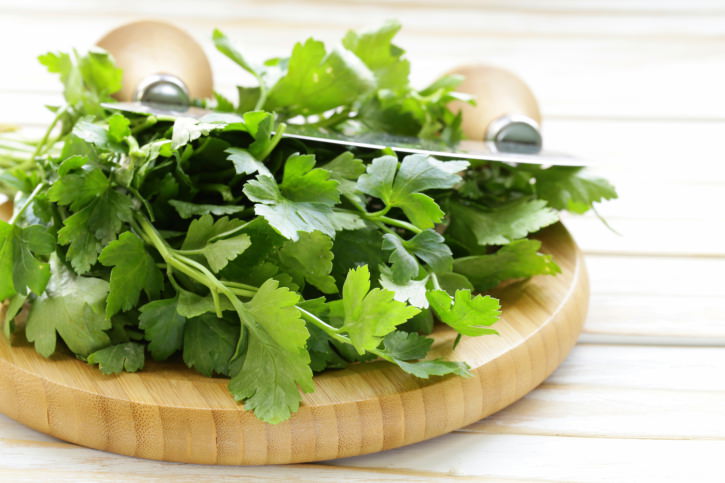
xmin=0 ymin=222 xmax=588 ymax=465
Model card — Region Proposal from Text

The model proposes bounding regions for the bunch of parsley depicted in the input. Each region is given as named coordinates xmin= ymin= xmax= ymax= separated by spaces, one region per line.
xmin=0 ymin=21 xmax=616 ymax=424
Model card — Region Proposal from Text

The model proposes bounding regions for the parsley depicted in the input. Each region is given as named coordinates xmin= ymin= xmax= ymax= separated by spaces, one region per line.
xmin=0 ymin=22 xmax=616 ymax=424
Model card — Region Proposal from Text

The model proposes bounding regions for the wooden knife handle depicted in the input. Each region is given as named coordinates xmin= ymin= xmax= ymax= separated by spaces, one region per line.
xmin=97 ymin=20 xmax=213 ymax=103
xmin=446 ymin=64 xmax=542 ymax=145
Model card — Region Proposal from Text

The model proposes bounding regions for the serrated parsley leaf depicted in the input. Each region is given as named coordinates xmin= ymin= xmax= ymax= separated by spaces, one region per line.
xmin=225 ymin=147 xmax=271 ymax=176
xmin=107 ymin=113 xmax=131 ymax=143
xmin=171 ymin=117 xmax=226 ymax=150
xmin=279 ymin=230 xmax=338 ymax=294
xmin=535 ymin=167 xmax=617 ymax=214
xmin=321 ymin=151 xmax=366 ymax=202
xmin=243 ymin=153 xmax=339 ymax=240
xmin=453 ymin=239 xmax=561 ymax=291
xmin=183 ymin=314 xmax=240 ymax=377
xmin=447 ymin=198 xmax=559 ymax=250
xmin=427 ymin=289 xmax=500 ymax=336
xmin=229 ymin=279 xmax=314 ymax=424
xmin=99 ymin=231 xmax=163 ymax=318
xmin=394 ymin=359 xmax=471 ymax=379
xmin=358 ymin=154 xmax=468 ymax=228
xmin=12 ymin=224 xmax=55 ymax=296
xmin=0 ymin=221 xmax=55 ymax=299
xmin=342 ymin=19 xmax=410 ymax=91
xmin=266 ymin=38 xmax=375 ymax=116
xmin=340 ymin=265 xmax=420 ymax=354
xmin=382 ymin=229 xmax=452 ymax=284
xmin=47 ymin=167 xmax=109 ymax=210
xmin=330 ymin=227 xmax=384 ymax=287
xmin=25 ymin=255 xmax=111 ymax=357
xmin=181 ymin=214 xmax=251 ymax=273
xmin=168 ymin=199 xmax=247 ymax=219
xmin=382 ymin=330 xmax=432 ymax=360
xmin=379 ymin=267 xmax=429 ymax=308
xmin=88 ymin=342 xmax=145 ymax=374
xmin=139 ymin=297 xmax=186 ymax=361
xmin=57 ymin=188 xmax=133 ymax=273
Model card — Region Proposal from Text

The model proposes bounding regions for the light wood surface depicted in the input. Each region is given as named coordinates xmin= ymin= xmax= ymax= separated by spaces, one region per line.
xmin=0 ymin=0 xmax=723 ymax=480
xmin=0 ymin=224 xmax=587 ymax=465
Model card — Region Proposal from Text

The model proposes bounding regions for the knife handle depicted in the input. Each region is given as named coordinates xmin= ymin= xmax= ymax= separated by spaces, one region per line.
xmin=97 ymin=20 xmax=213 ymax=104
xmin=446 ymin=64 xmax=542 ymax=146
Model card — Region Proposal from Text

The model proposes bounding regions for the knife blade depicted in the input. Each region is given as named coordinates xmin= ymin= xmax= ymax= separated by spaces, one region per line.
xmin=102 ymin=101 xmax=587 ymax=167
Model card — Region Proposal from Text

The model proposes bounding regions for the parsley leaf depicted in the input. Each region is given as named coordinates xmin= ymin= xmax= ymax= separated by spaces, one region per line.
xmin=278 ymin=230 xmax=338 ymax=294
xmin=181 ymin=214 xmax=251 ymax=273
xmin=99 ymin=231 xmax=163 ymax=318
xmin=225 ymin=147 xmax=270 ymax=177
xmin=25 ymin=255 xmax=111 ymax=357
xmin=229 ymin=279 xmax=314 ymax=424
xmin=447 ymin=198 xmax=559 ymax=251
xmin=383 ymin=330 xmax=432 ymax=360
xmin=57 ymin=188 xmax=133 ymax=274
xmin=168 ymin=200 xmax=247 ymax=219
xmin=383 ymin=229 xmax=452 ymax=284
xmin=138 ymin=298 xmax=186 ymax=361
xmin=12 ymin=224 xmax=55 ymax=296
xmin=358 ymin=154 xmax=468 ymax=228
xmin=265 ymin=38 xmax=374 ymax=116
xmin=427 ymin=289 xmax=500 ymax=336
xmin=87 ymin=342 xmax=145 ymax=374
xmin=243 ymin=153 xmax=339 ymax=240
xmin=453 ymin=239 xmax=561 ymax=291
xmin=534 ymin=167 xmax=618 ymax=214
xmin=342 ymin=20 xmax=410 ymax=91
xmin=183 ymin=314 xmax=240 ymax=377
xmin=393 ymin=359 xmax=471 ymax=379
xmin=340 ymin=265 xmax=420 ymax=354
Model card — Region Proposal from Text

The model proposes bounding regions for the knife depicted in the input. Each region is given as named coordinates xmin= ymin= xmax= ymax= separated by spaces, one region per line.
xmin=103 ymin=100 xmax=584 ymax=168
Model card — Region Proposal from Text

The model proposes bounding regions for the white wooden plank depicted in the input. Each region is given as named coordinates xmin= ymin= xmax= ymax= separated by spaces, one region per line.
xmin=549 ymin=343 xmax=725 ymax=391
xmin=330 ymin=432 xmax=725 ymax=482
xmin=1 ymin=6 xmax=725 ymax=119
xmin=466 ymin=383 xmax=725 ymax=440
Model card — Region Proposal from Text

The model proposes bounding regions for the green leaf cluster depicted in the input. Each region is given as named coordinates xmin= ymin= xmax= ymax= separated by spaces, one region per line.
xmin=0 ymin=21 xmax=616 ymax=425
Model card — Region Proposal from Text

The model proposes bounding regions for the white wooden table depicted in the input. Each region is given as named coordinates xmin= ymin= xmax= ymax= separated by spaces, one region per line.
xmin=1 ymin=1 xmax=723 ymax=481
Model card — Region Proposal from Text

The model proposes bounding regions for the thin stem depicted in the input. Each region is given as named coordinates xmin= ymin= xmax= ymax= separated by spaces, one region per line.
xmin=375 ymin=215 xmax=422 ymax=234
xmin=208 ymin=219 xmax=253 ymax=243
xmin=224 ymin=280 xmax=259 ymax=292
xmin=32 ymin=108 xmax=63 ymax=159
xmin=297 ymin=307 xmax=393 ymax=363
xmin=304 ymin=108 xmax=352 ymax=129
xmin=257 ymin=123 xmax=286 ymax=160
xmin=9 ymin=183 xmax=44 ymax=224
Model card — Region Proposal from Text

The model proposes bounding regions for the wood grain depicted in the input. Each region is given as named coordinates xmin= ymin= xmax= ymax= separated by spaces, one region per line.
xmin=0 ymin=224 xmax=588 ymax=465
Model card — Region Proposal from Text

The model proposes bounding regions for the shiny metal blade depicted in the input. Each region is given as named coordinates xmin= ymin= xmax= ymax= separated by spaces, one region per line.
xmin=103 ymin=101 xmax=587 ymax=167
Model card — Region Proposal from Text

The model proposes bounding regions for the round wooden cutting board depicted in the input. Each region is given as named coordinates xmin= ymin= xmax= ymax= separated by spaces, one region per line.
xmin=0 ymin=223 xmax=588 ymax=465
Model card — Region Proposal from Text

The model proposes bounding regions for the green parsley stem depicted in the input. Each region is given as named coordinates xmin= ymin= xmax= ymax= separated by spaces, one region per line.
xmin=207 ymin=220 xmax=253 ymax=243
xmin=131 ymin=116 xmax=158 ymax=135
xmin=296 ymin=307 xmax=394 ymax=363
xmin=9 ymin=182 xmax=44 ymax=224
xmin=429 ymin=272 xmax=443 ymax=291
xmin=32 ymin=107 xmax=64 ymax=160
xmin=223 ymin=280 xmax=259 ymax=293
xmin=257 ymin=123 xmax=286 ymax=160
xmin=338 ymin=201 xmax=423 ymax=235
xmin=374 ymin=215 xmax=422 ymax=234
